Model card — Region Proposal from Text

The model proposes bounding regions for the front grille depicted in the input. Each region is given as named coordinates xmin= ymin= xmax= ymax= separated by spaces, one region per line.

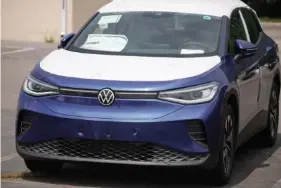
xmin=18 ymin=139 xmax=207 ymax=164
xmin=187 ymin=120 xmax=208 ymax=147
xmin=59 ymin=88 xmax=158 ymax=99
xmin=59 ymin=88 xmax=98 ymax=97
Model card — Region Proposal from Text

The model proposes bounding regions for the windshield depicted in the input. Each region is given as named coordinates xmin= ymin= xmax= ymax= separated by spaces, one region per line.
xmin=68 ymin=12 xmax=222 ymax=57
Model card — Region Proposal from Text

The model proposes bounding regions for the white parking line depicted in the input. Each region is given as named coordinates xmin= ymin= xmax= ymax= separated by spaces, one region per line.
xmin=2 ymin=45 xmax=23 ymax=49
xmin=1 ymin=153 xmax=19 ymax=162
xmin=2 ymin=48 xmax=36 ymax=55
xmin=1 ymin=179 xmax=90 ymax=188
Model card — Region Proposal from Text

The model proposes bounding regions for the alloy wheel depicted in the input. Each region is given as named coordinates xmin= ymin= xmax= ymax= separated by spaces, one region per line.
xmin=223 ymin=114 xmax=234 ymax=175
xmin=269 ymin=89 xmax=278 ymax=138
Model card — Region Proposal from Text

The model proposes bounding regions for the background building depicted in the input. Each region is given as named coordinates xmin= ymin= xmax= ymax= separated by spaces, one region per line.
xmin=1 ymin=0 xmax=111 ymax=42
xmin=1 ymin=0 xmax=280 ymax=42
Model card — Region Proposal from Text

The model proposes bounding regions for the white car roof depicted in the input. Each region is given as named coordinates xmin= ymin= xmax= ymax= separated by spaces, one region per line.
xmin=99 ymin=0 xmax=251 ymax=18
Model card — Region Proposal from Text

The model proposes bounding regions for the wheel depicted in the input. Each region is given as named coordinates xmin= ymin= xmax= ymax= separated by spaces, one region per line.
xmin=24 ymin=159 xmax=63 ymax=175
xmin=260 ymin=81 xmax=279 ymax=147
xmin=210 ymin=104 xmax=236 ymax=185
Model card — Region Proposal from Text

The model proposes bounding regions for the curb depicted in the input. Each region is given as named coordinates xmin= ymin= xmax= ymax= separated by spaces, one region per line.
xmin=261 ymin=22 xmax=281 ymax=26
xmin=261 ymin=22 xmax=281 ymax=28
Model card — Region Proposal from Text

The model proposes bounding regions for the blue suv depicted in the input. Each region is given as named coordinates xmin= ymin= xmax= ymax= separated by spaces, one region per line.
xmin=15 ymin=0 xmax=280 ymax=185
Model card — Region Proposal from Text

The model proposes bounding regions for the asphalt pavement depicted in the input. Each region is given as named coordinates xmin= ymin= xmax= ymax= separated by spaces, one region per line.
xmin=1 ymin=25 xmax=281 ymax=188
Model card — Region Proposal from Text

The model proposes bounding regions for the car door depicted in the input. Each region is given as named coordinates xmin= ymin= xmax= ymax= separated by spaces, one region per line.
xmin=240 ymin=8 xmax=275 ymax=115
xmin=228 ymin=9 xmax=261 ymax=132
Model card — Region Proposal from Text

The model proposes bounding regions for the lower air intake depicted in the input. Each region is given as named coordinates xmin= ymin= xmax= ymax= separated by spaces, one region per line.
xmin=18 ymin=139 xmax=207 ymax=164
xmin=187 ymin=120 xmax=208 ymax=147
xmin=17 ymin=111 xmax=33 ymax=136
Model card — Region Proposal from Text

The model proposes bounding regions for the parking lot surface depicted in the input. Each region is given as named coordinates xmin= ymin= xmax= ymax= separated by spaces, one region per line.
xmin=2 ymin=25 xmax=281 ymax=188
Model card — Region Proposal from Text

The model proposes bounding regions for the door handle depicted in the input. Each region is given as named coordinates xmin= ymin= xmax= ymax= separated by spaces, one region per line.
xmin=242 ymin=68 xmax=260 ymax=81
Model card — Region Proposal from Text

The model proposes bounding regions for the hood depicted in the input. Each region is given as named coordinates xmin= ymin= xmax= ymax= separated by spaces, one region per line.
xmin=39 ymin=49 xmax=221 ymax=82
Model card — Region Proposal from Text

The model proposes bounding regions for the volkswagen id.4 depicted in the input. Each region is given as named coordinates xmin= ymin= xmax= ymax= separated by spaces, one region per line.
xmin=16 ymin=0 xmax=280 ymax=185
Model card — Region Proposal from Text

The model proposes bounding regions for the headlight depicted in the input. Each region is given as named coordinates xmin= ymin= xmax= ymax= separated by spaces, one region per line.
xmin=23 ymin=75 xmax=59 ymax=96
xmin=157 ymin=82 xmax=219 ymax=104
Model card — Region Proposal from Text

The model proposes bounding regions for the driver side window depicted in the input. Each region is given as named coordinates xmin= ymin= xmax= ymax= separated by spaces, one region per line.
xmin=228 ymin=10 xmax=247 ymax=55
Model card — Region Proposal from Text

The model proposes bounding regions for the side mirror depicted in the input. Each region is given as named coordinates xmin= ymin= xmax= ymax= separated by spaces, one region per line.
xmin=58 ymin=33 xmax=75 ymax=49
xmin=234 ymin=39 xmax=257 ymax=61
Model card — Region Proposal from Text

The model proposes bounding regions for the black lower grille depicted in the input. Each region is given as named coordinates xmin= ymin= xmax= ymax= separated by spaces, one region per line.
xmin=18 ymin=139 xmax=207 ymax=164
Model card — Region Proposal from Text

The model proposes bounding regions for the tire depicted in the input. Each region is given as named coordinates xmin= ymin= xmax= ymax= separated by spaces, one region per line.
xmin=259 ymin=81 xmax=279 ymax=147
xmin=210 ymin=104 xmax=236 ymax=185
xmin=24 ymin=159 xmax=63 ymax=175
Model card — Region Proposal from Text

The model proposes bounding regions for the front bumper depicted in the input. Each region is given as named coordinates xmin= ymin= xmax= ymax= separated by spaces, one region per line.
xmin=16 ymin=87 xmax=226 ymax=168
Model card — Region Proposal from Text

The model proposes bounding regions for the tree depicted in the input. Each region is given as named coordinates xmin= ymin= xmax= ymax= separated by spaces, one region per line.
xmin=242 ymin=0 xmax=281 ymax=17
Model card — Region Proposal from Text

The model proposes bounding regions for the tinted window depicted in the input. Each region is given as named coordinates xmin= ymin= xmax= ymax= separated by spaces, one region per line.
xmin=68 ymin=12 xmax=222 ymax=57
xmin=228 ymin=10 xmax=247 ymax=55
xmin=241 ymin=9 xmax=261 ymax=44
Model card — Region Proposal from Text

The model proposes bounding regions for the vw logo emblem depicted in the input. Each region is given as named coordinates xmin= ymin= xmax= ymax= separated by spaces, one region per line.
xmin=98 ymin=88 xmax=115 ymax=106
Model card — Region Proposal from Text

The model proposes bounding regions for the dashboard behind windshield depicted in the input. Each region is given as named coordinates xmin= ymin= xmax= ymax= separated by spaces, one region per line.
xmin=68 ymin=11 xmax=222 ymax=57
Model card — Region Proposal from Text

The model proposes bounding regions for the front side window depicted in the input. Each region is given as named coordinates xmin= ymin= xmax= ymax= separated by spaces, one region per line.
xmin=228 ymin=10 xmax=247 ymax=55
xmin=68 ymin=12 xmax=222 ymax=57
xmin=241 ymin=9 xmax=262 ymax=44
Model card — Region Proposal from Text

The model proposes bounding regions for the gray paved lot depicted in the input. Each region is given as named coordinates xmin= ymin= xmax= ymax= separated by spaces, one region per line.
xmin=1 ymin=25 xmax=281 ymax=188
